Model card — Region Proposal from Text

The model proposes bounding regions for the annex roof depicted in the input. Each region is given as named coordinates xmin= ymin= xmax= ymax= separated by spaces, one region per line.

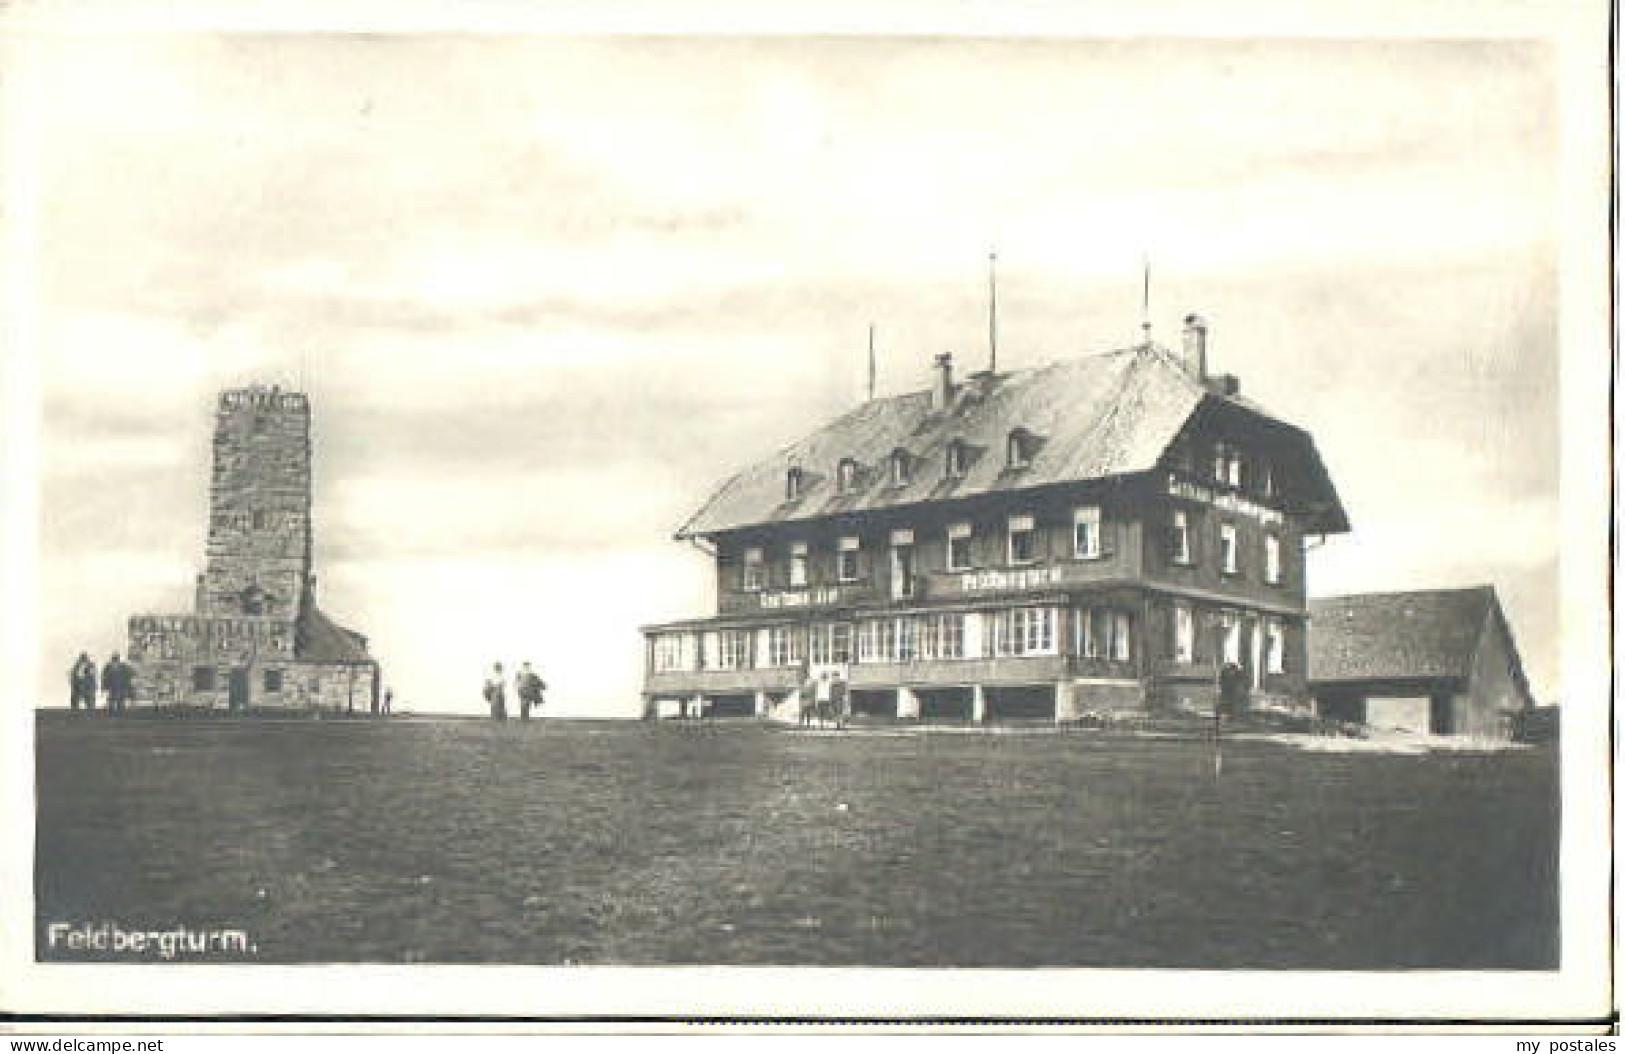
xmin=296 ymin=605 xmax=375 ymax=665
xmin=1308 ymin=586 xmax=1512 ymax=686
xmin=677 ymin=344 xmax=1348 ymax=538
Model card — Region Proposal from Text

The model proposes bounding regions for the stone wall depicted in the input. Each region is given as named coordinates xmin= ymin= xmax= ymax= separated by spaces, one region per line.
xmin=132 ymin=654 xmax=376 ymax=711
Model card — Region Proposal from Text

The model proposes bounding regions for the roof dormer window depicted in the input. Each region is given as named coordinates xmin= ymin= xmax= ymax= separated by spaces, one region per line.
xmin=889 ymin=448 xmax=911 ymax=487
xmin=785 ymin=465 xmax=804 ymax=501
xmin=1007 ymin=428 xmax=1032 ymax=470
xmin=1213 ymin=441 xmax=1243 ymax=488
xmin=836 ymin=457 xmax=859 ymax=493
xmin=945 ymin=439 xmax=967 ymax=479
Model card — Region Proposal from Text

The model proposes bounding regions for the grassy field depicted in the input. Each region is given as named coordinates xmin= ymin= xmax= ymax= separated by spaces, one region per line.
xmin=34 ymin=715 xmax=1558 ymax=967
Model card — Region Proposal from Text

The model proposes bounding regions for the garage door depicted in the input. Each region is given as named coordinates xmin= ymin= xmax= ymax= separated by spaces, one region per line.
xmin=1365 ymin=695 xmax=1431 ymax=734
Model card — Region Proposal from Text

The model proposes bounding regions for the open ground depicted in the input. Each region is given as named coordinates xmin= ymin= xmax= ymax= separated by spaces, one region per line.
xmin=34 ymin=715 xmax=1557 ymax=967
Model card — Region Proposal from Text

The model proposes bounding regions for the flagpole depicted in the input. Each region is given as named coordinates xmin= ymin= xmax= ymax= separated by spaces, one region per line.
xmin=867 ymin=324 xmax=876 ymax=401
xmin=1140 ymin=254 xmax=1153 ymax=347
xmin=988 ymin=251 xmax=999 ymax=375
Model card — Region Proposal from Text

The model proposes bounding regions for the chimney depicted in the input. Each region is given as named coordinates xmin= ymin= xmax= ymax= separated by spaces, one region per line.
xmin=195 ymin=573 xmax=207 ymax=613
xmin=931 ymin=352 xmax=955 ymax=411
xmin=1181 ymin=314 xmax=1208 ymax=380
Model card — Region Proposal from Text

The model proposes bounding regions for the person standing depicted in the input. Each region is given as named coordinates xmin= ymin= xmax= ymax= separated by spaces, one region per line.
xmin=102 ymin=652 xmax=133 ymax=715
xmin=516 ymin=662 xmax=547 ymax=721
xmin=69 ymin=653 xmax=97 ymax=712
xmin=483 ymin=663 xmax=508 ymax=721
xmin=382 ymin=688 xmax=394 ymax=715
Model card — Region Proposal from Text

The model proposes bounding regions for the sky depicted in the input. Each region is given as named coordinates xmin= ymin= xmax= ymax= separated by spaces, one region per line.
xmin=15 ymin=34 xmax=1561 ymax=714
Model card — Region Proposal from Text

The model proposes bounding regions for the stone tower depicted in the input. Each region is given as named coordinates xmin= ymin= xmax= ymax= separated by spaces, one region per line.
xmin=125 ymin=384 xmax=379 ymax=711
xmin=200 ymin=386 xmax=313 ymax=620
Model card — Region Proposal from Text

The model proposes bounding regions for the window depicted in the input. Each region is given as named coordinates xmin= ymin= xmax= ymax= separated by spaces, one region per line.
xmin=1169 ymin=509 xmax=1192 ymax=565
xmin=252 ymin=509 xmax=269 ymax=530
xmin=810 ymin=622 xmax=853 ymax=666
xmin=786 ymin=466 xmax=804 ymax=500
xmin=945 ymin=439 xmax=967 ymax=479
xmin=1007 ymin=513 xmax=1037 ymax=565
xmin=837 ymin=457 xmax=859 ymax=493
xmin=1006 ymin=429 xmax=1031 ymax=469
xmin=653 ymin=633 xmax=692 ymax=675
xmin=919 ymin=613 xmax=966 ymax=660
xmin=857 ymin=618 xmax=895 ymax=663
xmin=1073 ymin=505 xmax=1102 ymax=559
xmin=889 ymin=529 xmax=915 ymax=600
xmin=1219 ymin=524 xmax=1239 ymax=575
xmin=946 ymin=522 xmax=974 ymax=571
xmin=1110 ymin=612 xmax=1132 ymax=662
xmin=1220 ymin=614 xmax=1242 ymax=665
xmin=1076 ymin=608 xmax=1133 ymax=662
xmin=1213 ymin=441 xmax=1243 ymax=488
xmin=837 ymin=536 xmax=861 ymax=582
xmin=1265 ymin=534 xmax=1282 ymax=585
xmin=705 ymin=630 xmax=751 ymax=671
xmin=263 ymin=669 xmax=284 ymax=693
xmin=789 ymin=542 xmax=809 ymax=588
xmin=192 ymin=666 xmax=216 ymax=691
xmin=894 ymin=617 xmax=919 ymax=661
xmin=1172 ymin=603 xmax=1195 ymax=664
xmin=1265 ymin=618 xmax=1286 ymax=674
xmin=1077 ymin=607 xmax=1097 ymax=658
xmin=1259 ymin=459 xmax=1276 ymax=499
xmin=889 ymin=449 xmax=911 ymax=487
xmin=765 ymin=625 xmax=803 ymax=667
xmin=994 ymin=606 xmax=1057 ymax=656
xmin=741 ymin=548 xmax=765 ymax=591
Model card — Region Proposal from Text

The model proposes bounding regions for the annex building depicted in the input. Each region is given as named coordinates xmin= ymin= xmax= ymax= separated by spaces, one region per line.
xmin=125 ymin=385 xmax=381 ymax=711
xmin=1308 ymin=586 xmax=1535 ymax=740
xmin=642 ymin=317 xmax=1349 ymax=722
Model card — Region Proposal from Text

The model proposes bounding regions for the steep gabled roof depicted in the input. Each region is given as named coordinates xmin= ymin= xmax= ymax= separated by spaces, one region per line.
xmin=1308 ymin=586 xmax=1512 ymax=685
xmin=677 ymin=344 xmax=1347 ymax=538
xmin=296 ymin=605 xmax=374 ymax=664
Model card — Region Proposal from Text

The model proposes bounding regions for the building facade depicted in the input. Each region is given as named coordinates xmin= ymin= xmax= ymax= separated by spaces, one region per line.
xmin=1309 ymin=586 xmax=1535 ymax=739
xmin=125 ymin=385 xmax=381 ymax=710
xmin=642 ymin=318 xmax=1349 ymax=722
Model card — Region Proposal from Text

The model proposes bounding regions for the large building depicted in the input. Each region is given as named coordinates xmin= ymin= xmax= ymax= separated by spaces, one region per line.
xmin=641 ymin=317 xmax=1349 ymax=722
xmin=125 ymin=385 xmax=381 ymax=711
xmin=1308 ymin=586 xmax=1535 ymax=739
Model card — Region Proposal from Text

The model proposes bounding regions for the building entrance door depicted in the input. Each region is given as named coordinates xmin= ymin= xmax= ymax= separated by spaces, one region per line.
xmin=228 ymin=667 xmax=250 ymax=709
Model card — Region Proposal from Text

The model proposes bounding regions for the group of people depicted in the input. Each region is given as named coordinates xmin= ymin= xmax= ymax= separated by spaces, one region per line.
xmin=800 ymin=667 xmax=851 ymax=728
xmin=68 ymin=651 xmax=134 ymax=714
xmin=482 ymin=661 xmax=548 ymax=721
